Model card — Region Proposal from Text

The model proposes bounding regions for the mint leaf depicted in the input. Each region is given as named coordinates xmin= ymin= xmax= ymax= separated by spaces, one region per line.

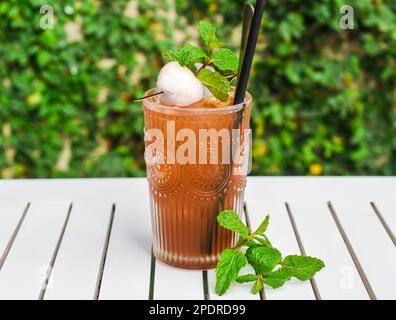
xmin=215 ymin=248 xmax=246 ymax=295
xmin=198 ymin=21 xmax=224 ymax=50
xmin=235 ymin=274 xmax=257 ymax=283
xmin=163 ymin=44 xmax=208 ymax=67
xmin=264 ymin=268 xmax=292 ymax=289
xmin=253 ymin=215 xmax=270 ymax=235
xmin=243 ymin=240 xmax=258 ymax=247
xmin=253 ymin=235 xmax=272 ymax=247
xmin=197 ymin=69 xmax=230 ymax=100
xmin=251 ymin=276 xmax=263 ymax=294
xmin=162 ymin=50 xmax=179 ymax=62
xmin=246 ymin=245 xmax=282 ymax=274
xmin=283 ymin=255 xmax=325 ymax=281
xmin=178 ymin=44 xmax=208 ymax=66
xmin=213 ymin=48 xmax=239 ymax=71
xmin=217 ymin=210 xmax=249 ymax=237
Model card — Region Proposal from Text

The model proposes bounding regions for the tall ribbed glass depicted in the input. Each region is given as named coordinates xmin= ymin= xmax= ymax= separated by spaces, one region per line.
xmin=143 ymin=91 xmax=252 ymax=269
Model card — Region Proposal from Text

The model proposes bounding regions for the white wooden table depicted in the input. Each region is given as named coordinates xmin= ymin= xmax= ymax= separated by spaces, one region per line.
xmin=0 ymin=177 xmax=394 ymax=300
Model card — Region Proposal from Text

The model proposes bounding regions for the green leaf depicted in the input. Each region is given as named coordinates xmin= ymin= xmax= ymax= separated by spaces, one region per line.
xmin=163 ymin=44 xmax=208 ymax=67
xmin=246 ymin=245 xmax=282 ymax=274
xmin=215 ymin=248 xmax=246 ymax=295
xmin=283 ymin=255 xmax=325 ymax=281
xmin=213 ymin=48 xmax=239 ymax=71
xmin=217 ymin=210 xmax=249 ymax=237
xmin=178 ymin=44 xmax=208 ymax=66
xmin=251 ymin=277 xmax=263 ymax=294
xmin=198 ymin=21 xmax=224 ymax=50
xmin=37 ymin=51 xmax=52 ymax=67
xmin=235 ymin=274 xmax=257 ymax=283
xmin=197 ymin=69 xmax=231 ymax=101
xmin=264 ymin=268 xmax=292 ymax=289
xmin=243 ymin=240 xmax=258 ymax=247
xmin=162 ymin=50 xmax=179 ymax=62
xmin=253 ymin=215 xmax=270 ymax=235
xmin=253 ymin=235 xmax=272 ymax=247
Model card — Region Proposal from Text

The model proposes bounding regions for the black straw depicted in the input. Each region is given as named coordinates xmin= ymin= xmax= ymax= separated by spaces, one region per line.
xmin=238 ymin=4 xmax=254 ymax=76
xmin=234 ymin=0 xmax=266 ymax=104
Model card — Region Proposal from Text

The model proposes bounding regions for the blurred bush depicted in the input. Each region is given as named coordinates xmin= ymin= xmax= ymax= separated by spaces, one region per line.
xmin=0 ymin=0 xmax=395 ymax=178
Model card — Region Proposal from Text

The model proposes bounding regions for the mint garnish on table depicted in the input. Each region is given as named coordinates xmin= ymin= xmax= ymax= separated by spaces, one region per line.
xmin=215 ymin=210 xmax=325 ymax=295
xmin=163 ymin=21 xmax=238 ymax=101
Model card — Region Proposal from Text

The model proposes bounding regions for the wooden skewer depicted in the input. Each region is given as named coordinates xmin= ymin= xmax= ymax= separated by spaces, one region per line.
xmin=133 ymin=91 xmax=164 ymax=102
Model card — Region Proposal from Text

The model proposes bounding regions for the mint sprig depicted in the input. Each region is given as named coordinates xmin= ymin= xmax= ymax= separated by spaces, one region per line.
xmin=162 ymin=21 xmax=238 ymax=101
xmin=215 ymin=211 xmax=325 ymax=295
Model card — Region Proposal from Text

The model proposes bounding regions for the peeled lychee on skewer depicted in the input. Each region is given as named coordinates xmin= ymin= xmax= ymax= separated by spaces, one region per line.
xmin=156 ymin=62 xmax=204 ymax=106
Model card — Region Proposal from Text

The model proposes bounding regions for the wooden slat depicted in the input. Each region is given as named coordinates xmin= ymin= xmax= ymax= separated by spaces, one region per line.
xmin=288 ymin=201 xmax=369 ymax=300
xmin=154 ymin=261 xmax=203 ymax=300
xmin=0 ymin=201 xmax=69 ymax=299
xmin=43 ymin=202 xmax=113 ymax=300
xmin=0 ymin=177 xmax=395 ymax=203
xmin=331 ymin=200 xmax=396 ymax=299
xmin=99 ymin=186 xmax=152 ymax=299
xmin=244 ymin=177 xmax=396 ymax=203
xmin=0 ymin=179 xmax=142 ymax=203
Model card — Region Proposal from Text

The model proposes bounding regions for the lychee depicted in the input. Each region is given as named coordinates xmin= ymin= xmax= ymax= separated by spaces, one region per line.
xmin=157 ymin=62 xmax=204 ymax=106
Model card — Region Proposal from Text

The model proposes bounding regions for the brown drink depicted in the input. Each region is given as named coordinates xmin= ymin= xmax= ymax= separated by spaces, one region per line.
xmin=143 ymin=90 xmax=252 ymax=269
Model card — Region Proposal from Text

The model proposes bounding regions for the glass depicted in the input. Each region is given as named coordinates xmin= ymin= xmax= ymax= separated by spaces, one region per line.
xmin=142 ymin=90 xmax=252 ymax=269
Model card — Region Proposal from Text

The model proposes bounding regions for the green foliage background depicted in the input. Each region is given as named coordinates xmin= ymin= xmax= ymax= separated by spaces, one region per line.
xmin=1 ymin=0 xmax=395 ymax=178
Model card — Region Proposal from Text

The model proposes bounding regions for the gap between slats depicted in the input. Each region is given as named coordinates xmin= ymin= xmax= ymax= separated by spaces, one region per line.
xmin=285 ymin=202 xmax=321 ymax=300
xmin=202 ymin=270 xmax=209 ymax=300
xmin=38 ymin=203 xmax=73 ymax=300
xmin=243 ymin=202 xmax=266 ymax=300
xmin=370 ymin=202 xmax=396 ymax=246
xmin=93 ymin=203 xmax=116 ymax=300
xmin=149 ymin=249 xmax=156 ymax=300
xmin=327 ymin=201 xmax=377 ymax=300
xmin=0 ymin=203 xmax=30 ymax=271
